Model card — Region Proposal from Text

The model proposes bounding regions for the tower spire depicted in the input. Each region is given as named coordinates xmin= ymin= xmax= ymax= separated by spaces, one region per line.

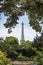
xmin=20 ymin=22 xmax=25 ymax=43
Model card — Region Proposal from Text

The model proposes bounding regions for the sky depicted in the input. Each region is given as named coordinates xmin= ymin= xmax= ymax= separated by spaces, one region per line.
xmin=0 ymin=12 xmax=40 ymax=42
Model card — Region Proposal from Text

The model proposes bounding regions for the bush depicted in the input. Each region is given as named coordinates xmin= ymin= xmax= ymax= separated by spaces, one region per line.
xmin=0 ymin=51 xmax=12 ymax=65
xmin=0 ymin=36 xmax=19 ymax=60
xmin=36 ymin=50 xmax=43 ymax=65
xmin=17 ymin=55 xmax=29 ymax=61
xmin=34 ymin=49 xmax=43 ymax=65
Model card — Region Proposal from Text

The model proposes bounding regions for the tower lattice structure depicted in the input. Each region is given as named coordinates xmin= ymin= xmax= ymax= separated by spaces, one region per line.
xmin=20 ymin=22 xmax=25 ymax=43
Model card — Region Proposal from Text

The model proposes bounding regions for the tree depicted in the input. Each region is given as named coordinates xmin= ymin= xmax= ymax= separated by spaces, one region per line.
xmin=0 ymin=38 xmax=5 ymax=51
xmin=0 ymin=0 xmax=43 ymax=32
xmin=0 ymin=36 xmax=19 ymax=60
xmin=0 ymin=36 xmax=19 ymax=52
xmin=32 ymin=32 xmax=43 ymax=49
xmin=21 ymin=41 xmax=32 ymax=49
xmin=18 ymin=41 xmax=36 ymax=57
xmin=5 ymin=36 xmax=19 ymax=45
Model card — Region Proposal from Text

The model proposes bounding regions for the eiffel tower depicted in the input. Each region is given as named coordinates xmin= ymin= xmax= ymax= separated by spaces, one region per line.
xmin=20 ymin=22 xmax=25 ymax=43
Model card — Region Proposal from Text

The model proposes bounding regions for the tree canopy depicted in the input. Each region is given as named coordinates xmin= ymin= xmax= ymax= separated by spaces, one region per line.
xmin=0 ymin=0 xmax=43 ymax=32
xmin=32 ymin=31 xmax=43 ymax=49
xmin=5 ymin=36 xmax=19 ymax=44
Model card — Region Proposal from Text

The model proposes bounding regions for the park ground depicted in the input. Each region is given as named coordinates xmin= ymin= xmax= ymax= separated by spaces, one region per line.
xmin=11 ymin=61 xmax=34 ymax=65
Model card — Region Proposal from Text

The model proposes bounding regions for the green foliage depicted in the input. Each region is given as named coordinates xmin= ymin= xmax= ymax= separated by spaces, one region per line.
xmin=0 ymin=51 xmax=12 ymax=65
xmin=0 ymin=36 xmax=19 ymax=60
xmin=32 ymin=32 xmax=43 ymax=49
xmin=19 ymin=41 xmax=36 ymax=57
xmin=21 ymin=41 xmax=32 ymax=49
xmin=17 ymin=55 xmax=29 ymax=61
xmin=5 ymin=36 xmax=19 ymax=44
xmin=34 ymin=49 xmax=43 ymax=65
xmin=0 ymin=0 xmax=43 ymax=32
xmin=0 ymin=36 xmax=43 ymax=63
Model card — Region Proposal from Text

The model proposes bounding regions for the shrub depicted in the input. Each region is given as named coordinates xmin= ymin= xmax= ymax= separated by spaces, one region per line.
xmin=34 ymin=49 xmax=43 ymax=65
xmin=17 ymin=55 xmax=29 ymax=61
xmin=0 ymin=51 xmax=12 ymax=65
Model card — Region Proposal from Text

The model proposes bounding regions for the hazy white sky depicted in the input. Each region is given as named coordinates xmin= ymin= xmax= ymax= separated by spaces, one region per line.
xmin=0 ymin=12 xmax=39 ymax=42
